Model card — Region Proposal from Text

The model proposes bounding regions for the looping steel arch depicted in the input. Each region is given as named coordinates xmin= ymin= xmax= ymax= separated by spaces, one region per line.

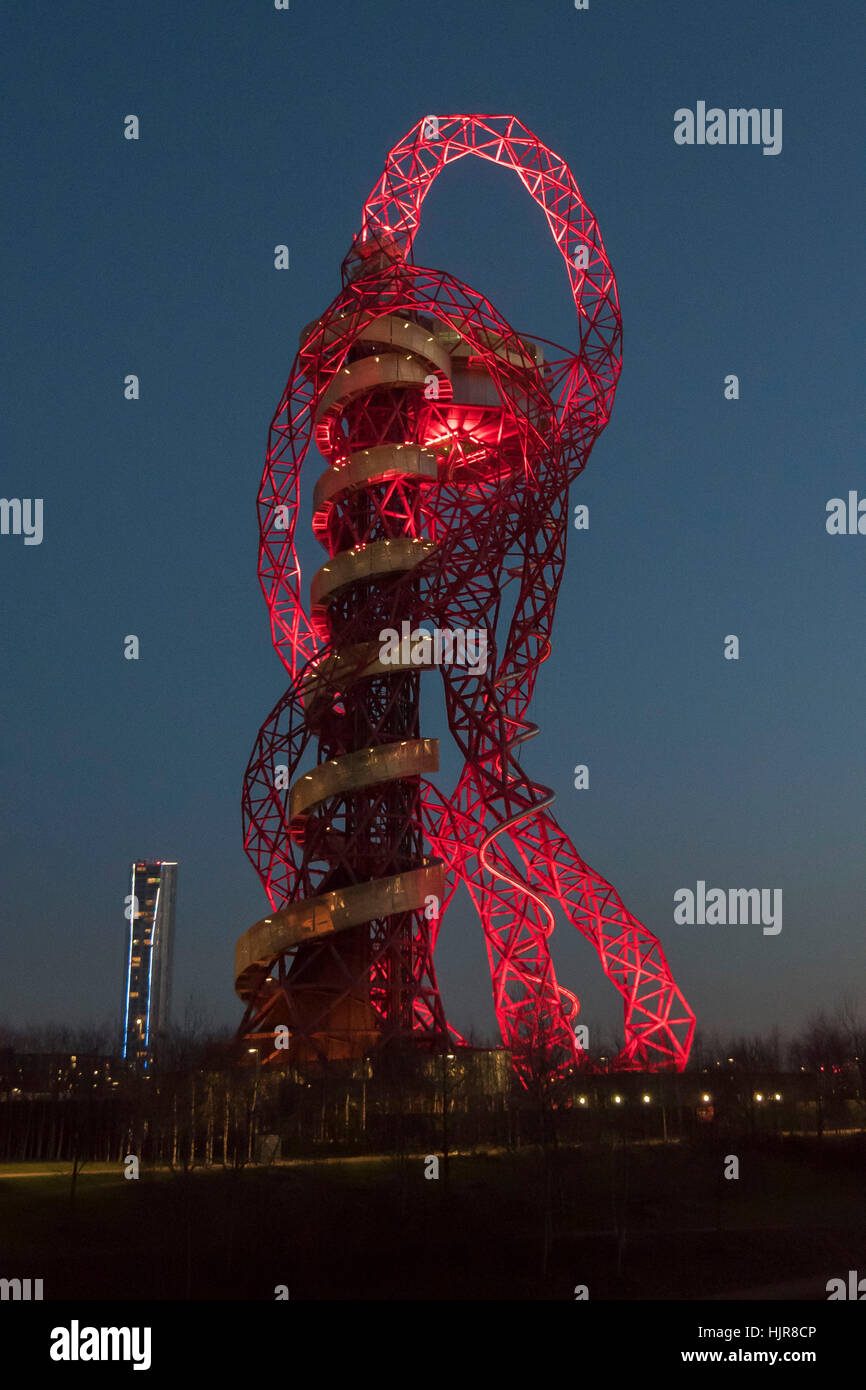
xmin=236 ymin=114 xmax=694 ymax=1079
xmin=354 ymin=113 xmax=622 ymax=450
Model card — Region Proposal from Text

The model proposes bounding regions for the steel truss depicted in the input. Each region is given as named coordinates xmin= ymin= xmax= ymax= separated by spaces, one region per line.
xmin=235 ymin=115 xmax=695 ymax=1079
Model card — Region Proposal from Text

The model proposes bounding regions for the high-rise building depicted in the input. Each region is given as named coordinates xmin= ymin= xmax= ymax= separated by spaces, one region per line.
xmin=121 ymin=860 xmax=177 ymax=1070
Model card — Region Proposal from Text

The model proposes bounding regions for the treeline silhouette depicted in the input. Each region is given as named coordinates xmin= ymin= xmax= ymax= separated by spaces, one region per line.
xmin=0 ymin=1003 xmax=863 ymax=1165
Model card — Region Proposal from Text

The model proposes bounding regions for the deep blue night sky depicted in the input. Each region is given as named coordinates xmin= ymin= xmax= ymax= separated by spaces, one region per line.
xmin=1 ymin=1 xmax=862 ymax=1048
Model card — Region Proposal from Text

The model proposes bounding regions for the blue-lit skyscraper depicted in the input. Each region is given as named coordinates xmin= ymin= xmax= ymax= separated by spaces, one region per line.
xmin=121 ymin=860 xmax=177 ymax=1070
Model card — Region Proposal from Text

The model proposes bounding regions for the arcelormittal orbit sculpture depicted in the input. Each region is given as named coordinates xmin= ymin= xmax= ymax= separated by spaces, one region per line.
xmin=235 ymin=115 xmax=695 ymax=1079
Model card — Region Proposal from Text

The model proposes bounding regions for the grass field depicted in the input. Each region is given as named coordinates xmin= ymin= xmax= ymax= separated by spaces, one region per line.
xmin=1 ymin=1136 xmax=863 ymax=1300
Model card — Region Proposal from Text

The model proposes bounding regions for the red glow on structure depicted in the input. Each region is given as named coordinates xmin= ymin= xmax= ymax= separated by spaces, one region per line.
xmin=236 ymin=115 xmax=695 ymax=1079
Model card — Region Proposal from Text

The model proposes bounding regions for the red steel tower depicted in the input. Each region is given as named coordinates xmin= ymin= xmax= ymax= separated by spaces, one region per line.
xmin=236 ymin=115 xmax=695 ymax=1077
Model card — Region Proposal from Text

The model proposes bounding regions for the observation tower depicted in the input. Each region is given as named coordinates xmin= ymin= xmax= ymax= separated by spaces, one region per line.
xmin=235 ymin=116 xmax=695 ymax=1079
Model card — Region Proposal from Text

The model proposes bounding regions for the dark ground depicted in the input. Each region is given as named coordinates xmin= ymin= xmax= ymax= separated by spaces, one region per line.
xmin=1 ymin=1135 xmax=863 ymax=1300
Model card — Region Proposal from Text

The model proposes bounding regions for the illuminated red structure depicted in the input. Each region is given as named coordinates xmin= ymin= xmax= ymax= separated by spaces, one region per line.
xmin=236 ymin=115 xmax=694 ymax=1078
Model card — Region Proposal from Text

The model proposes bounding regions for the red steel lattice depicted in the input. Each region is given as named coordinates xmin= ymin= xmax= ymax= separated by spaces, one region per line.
xmin=235 ymin=114 xmax=695 ymax=1079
